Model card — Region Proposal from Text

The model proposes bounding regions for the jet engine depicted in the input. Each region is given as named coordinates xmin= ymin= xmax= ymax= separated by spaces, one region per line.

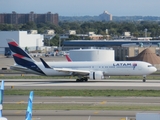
xmin=89 ymin=71 xmax=104 ymax=80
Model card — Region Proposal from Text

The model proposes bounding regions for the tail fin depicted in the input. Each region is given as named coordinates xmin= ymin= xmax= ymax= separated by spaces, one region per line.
xmin=0 ymin=80 xmax=4 ymax=117
xmin=7 ymin=39 xmax=36 ymax=66
xmin=65 ymin=55 xmax=72 ymax=62
xmin=7 ymin=39 xmax=45 ymax=75
xmin=0 ymin=80 xmax=7 ymax=120
xmin=25 ymin=91 xmax=34 ymax=120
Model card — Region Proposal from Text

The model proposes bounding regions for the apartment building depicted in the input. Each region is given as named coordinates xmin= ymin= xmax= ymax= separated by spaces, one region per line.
xmin=0 ymin=11 xmax=59 ymax=25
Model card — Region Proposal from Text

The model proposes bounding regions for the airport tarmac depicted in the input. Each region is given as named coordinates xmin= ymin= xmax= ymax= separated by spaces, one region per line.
xmin=4 ymin=96 xmax=160 ymax=105
xmin=2 ymin=79 xmax=160 ymax=120
xmin=3 ymin=110 xmax=137 ymax=120
xmin=4 ymin=96 xmax=160 ymax=120
xmin=3 ymin=79 xmax=160 ymax=90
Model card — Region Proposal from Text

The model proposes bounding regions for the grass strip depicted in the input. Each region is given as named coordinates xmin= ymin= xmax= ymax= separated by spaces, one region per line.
xmin=4 ymin=103 xmax=160 ymax=111
xmin=4 ymin=89 xmax=160 ymax=97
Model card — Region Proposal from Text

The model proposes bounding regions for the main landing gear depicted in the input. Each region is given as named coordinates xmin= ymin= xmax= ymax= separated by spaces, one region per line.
xmin=143 ymin=75 xmax=146 ymax=82
xmin=76 ymin=77 xmax=88 ymax=82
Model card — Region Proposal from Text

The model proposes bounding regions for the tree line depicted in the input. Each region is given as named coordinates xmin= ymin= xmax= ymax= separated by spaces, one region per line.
xmin=1 ymin=21 xmax=160 ymax=46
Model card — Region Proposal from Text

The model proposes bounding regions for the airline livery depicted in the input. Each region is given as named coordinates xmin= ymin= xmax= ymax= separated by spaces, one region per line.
xmin=0 ymin=80 xmax=7 ymax=120
xmin=7 ymin=39 xmax=157 ymax=82
xmin=0 ymin=80 xmax=33 ymax=120
xmin=25 ymin=91 xmax=34 ymax=120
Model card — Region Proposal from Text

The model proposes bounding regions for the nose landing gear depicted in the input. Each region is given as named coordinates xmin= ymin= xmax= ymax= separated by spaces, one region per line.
xmin=143 ymin=75 xmax=146 ymax=82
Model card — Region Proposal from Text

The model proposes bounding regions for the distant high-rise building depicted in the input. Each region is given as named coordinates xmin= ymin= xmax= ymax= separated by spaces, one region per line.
xmin=99 ymin=11 xmax=112 ymax=21
xmin=0 ymin=11 xmax=59 ymax=25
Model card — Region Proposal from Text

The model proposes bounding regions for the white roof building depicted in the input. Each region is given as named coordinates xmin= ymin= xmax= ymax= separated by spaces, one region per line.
xmin=0 ymin=31 xmax=44 ymax=54
xmin=69 ymin=48 xmax=115 ymax=61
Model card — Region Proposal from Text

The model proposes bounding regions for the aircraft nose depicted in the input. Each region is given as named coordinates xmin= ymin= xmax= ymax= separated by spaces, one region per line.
xmin=154 ymin=67 xmax=157 ymax=72
xmin=153 ymin=67 xmax=157 ymax=73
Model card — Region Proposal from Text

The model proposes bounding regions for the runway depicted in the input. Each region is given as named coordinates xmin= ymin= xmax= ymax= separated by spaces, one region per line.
xmin=3 ymin=79 xmax=160 ymax=90
xmin=3 ymin=110 xmax=137 ymax=120
xmin=3 ymin=96 xmax=160 ymax=120
xmin=2 ymin=79 xmax=160 ymax=120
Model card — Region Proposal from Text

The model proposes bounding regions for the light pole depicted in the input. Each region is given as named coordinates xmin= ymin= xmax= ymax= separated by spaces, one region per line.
xmin=59 ymin=36 xmax=61 ymax=51
xmin=144 ymin=28 xmax=147 ymax=38
xmin=48 ymin=37 xmax=51 ymax=46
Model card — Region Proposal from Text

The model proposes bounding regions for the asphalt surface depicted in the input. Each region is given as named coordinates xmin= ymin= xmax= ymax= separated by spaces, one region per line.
xmin=4 ymin=110 xmax=137 ymax=120
xmin=3 ymin=96 xmax=160 ymax=120
xmin=3 ymin=79 xmax=160 ymax=90
xmin=3 ymin=79 xmax=160 ymax=120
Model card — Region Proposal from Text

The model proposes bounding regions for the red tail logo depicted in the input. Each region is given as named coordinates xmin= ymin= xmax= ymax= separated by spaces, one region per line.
xmin=65 ymin=55 xmax=72 ymax=62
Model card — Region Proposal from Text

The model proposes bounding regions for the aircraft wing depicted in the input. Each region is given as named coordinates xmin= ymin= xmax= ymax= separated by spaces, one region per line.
xmin=40 ymin=58 xmax=90 ymax=76
xmin=53 ymin=68 xmax=90 ymax=75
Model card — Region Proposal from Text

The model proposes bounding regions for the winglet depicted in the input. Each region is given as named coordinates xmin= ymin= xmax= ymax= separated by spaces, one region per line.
xmin=40 ymin=58 xmax=52 ymax=69
xmin=25 ymin=91 xmax=34 ymax=120
xmin=65 ymin=55 xmax=72 ymax=62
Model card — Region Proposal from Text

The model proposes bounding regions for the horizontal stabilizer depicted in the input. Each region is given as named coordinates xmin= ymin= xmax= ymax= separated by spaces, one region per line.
xmin=40 ymin=58 xmax=51 ymax=69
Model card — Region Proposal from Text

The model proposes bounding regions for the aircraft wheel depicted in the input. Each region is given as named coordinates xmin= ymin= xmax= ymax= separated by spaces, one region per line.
xmin=84 ymin=78 xmax=88 ymax=82
xmin=143 ymin=79 xmax=146 ymax=82
xmin=76 ymin=79 xmax=80 ymax=82
xmin=142 ymin=75 xmax=146 ymax=82
xmin=80 ymin=79 xmax=84 ymax=82
xmin=76 ymin=79 xmax=83 ymax=82
xmin=143 ymin=77 xmax=146 ymax=82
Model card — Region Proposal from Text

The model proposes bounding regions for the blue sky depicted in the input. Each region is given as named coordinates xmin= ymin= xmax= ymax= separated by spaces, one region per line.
xmin=0 ymin=0 xmax=160 ymax=16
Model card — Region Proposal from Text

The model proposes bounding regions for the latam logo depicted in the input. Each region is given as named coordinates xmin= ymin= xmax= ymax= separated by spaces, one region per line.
xmin=113 ymin=63 xmax=132 ymax=66
xmin=113 ymin=63 xmax=137 ymax=70
xmin=132 ymin=63 xmax=137 ymax=70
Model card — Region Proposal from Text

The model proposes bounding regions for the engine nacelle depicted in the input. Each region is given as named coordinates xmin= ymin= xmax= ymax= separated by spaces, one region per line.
xmin=89 ymin=71 xmax=104 ymax=80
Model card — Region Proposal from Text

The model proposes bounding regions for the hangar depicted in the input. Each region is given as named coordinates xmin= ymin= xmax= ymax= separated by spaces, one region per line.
xmin=0 ymin=31 xmax=44 ymax=55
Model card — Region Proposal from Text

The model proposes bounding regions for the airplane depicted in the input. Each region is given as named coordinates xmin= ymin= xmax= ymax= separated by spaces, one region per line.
xmin=65 ymin=55 xmax=72 ymax=62
xmin=0 ymin=80 xmax=34 ymax=120
xmin=0 ymin=80 xmax=7 ymax=120
xmin=25 ymin=91 xmax=34 ymax=120
xmin=7 ymin=39 xmax=157 ymax=82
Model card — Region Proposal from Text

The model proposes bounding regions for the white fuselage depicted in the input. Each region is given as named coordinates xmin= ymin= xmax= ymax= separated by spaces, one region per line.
xmin=13 ymin=61 xmax=157 ymax=76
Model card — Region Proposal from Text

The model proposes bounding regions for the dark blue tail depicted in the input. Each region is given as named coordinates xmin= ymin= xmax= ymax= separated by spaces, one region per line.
xmin=7 ymin=39 xmax=35 ymax=65
xmin=7 ymin=39 xmax=45 ymax=75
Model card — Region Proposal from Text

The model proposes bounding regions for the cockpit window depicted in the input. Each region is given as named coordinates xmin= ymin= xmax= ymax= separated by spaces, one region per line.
xmin=148 ymin=65 xmax=153 ymax=67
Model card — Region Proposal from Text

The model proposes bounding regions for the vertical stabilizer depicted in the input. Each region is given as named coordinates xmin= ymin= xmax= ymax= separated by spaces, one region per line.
xmin=0 ymin=80 xmax=4 ymax=117
xmin=65 ymin=55 xmax=72 ymax=62
xmin=25 ymin=91 xmax=34 ymax=120
xmin=7 ymin=39 xmax=45 ymax=75
xmin=7 ymin=39 xmax=36 ymax=65
xmin=0 ymin=80 xmax=7 ymax=120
